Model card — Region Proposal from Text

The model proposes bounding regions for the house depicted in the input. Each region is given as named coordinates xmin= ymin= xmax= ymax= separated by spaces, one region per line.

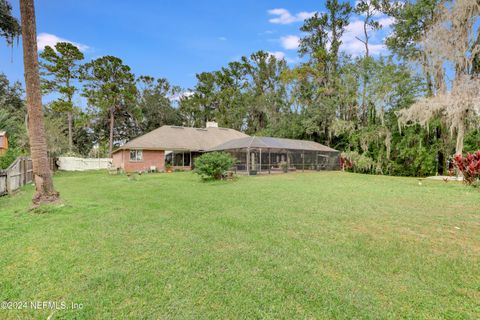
xmin=0 ymin=131 xmax=8 ymax=156
xmin=113 ymin=122 xmax=341 ymax=173
xmin=112 ymin=122 xmax=248 ymax=172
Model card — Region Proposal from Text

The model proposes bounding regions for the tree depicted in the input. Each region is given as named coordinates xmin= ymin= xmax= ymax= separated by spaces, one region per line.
xmin=0 ymin=73 xmax=27 ymax=150
xmin=397 ymin=0 xmax=480 ymax=155
xmin=19 ymin=0 xmax=59 ymax=205
xmin=180 ymin=71 xmax=220 ymax=128
xmin=179 ymin=51 xmax=288 ymax=134
xmin=137 ymin=76 xmax=182 ymax=132
xmin=40 ymin=42 xmax=84 ymax=152
xmin=81 ymin=56 xmax=137 ymax=157
xmin=295 ymin=0 xmax=352 ymax=143
xmin=354 ymin=0 xmax=384 ymax=123
xmin=0 ymin=0 xmax=21 ymax=47
xmin=386 ymin=0 xmax=442 ymax=96
xmin=242 ymin=51 xmax=288 ymax=134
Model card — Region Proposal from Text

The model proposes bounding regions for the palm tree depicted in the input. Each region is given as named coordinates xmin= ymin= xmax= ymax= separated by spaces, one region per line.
xmin=19 ymin=0 xmax=59 ymax=205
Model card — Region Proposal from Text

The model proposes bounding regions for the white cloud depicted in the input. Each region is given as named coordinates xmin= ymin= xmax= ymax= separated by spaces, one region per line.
xmin=268 ymin=8 xmax=315 ymax=24
xmin=340 ymin=19 xmax=389 ymax=57
xmin=258 ymin=30 xmax=275 ymax=36
xmin=169 ymin=90 xmax=194 ymax=102
xmin=280 ymin=35 xmax=300 ymax=50
xmin=218 ymin=36 xmax=227 ymax=41
xmin=37 ymin=33 xmax=89 ymax=52
xmin=377 ymin=16 xmax=395 ymax=28
xmin=267 ymin=51 xmax=298 ymax=64
xmin=267 ymin=51 xmax=286 ymax=60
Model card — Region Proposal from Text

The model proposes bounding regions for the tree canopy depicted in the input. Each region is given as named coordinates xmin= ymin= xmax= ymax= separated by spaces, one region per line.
xmin=1 ymin=0 xmax=479 ymax=178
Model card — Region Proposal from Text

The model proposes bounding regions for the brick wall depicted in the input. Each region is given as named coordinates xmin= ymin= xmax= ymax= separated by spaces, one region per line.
xmin=112 ymin=149 xmax=165 ymax=172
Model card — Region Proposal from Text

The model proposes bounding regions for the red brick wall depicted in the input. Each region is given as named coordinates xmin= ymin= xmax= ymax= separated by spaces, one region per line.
xmin=112 ymin=149 xmax=165 ymax=172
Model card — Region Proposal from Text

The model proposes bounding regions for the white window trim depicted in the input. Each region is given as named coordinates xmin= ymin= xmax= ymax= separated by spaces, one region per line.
xmin=129 ymin=149 xmax=143 ymax=162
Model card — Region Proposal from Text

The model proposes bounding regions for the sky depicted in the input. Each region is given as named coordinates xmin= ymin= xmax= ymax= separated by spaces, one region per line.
xmin=0 ymin=0 xmax=394 ymax=104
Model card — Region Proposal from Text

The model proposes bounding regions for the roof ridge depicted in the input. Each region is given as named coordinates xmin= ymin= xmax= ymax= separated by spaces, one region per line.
xmin=247 ymin=135 xmax=256 ymax=149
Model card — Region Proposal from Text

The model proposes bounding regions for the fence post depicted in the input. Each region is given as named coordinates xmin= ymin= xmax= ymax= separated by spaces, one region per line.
xmin=5 ymin=165 xmax=11 ymax=194
xmin=24 ymin=158 xmax=27 ymax=185
xmin=21 ymin=158 xmax=25 ymax=187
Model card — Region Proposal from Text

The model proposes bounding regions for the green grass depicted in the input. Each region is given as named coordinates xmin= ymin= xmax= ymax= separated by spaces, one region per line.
xmin=0 ymin=171 xmax=479 ymax=319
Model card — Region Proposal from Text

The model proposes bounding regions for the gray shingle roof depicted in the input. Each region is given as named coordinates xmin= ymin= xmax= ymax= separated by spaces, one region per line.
xmin=208 ymin=136 xmax=338 ymax=152
xmin=114 ymin=125 xmax=249 ymax=153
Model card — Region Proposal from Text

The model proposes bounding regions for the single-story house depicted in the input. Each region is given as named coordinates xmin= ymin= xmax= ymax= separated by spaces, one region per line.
xmin=112 ymin=122 xmax=248 ymax=172
xmin=112 ymin=122 xmax=341 ymax=173
xmin=0 ymin=131 xmax=8 ymax=156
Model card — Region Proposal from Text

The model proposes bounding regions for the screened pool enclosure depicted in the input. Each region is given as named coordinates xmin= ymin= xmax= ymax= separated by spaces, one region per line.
xmin=209 ymin=136 xmax=341 ymax=174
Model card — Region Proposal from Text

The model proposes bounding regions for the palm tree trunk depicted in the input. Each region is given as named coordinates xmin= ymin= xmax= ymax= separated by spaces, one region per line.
xmin=20 ymin=0 xmax=59 ymax=205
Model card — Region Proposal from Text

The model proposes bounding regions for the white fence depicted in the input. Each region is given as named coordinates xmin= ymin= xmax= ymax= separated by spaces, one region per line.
xmin=0 ymin=157 xmax=33 ymax=196
xmin=57 ymin=157 xmax=112 ymax=171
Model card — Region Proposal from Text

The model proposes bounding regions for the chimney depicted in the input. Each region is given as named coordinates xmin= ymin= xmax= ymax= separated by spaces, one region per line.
xmin=206 ymin=121 xmax=218 ymax=128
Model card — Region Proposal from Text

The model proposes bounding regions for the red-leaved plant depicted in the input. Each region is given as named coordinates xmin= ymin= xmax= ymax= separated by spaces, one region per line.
xmin=453 ymin=151 xmax=480 ymax=185
xmin=340 ymin=156 xmax=353 ymax=171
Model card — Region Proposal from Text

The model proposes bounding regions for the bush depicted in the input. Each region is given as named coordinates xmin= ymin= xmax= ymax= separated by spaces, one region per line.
xmin=194 ymin=152 xmax=234 ymax=180
xmin=453 ymin=151 xmax=480 ymax=186
xmin=0 ymin=148 xmax=21 ymax=170
xmin=341 ymin=151 xmax=375 ymax=174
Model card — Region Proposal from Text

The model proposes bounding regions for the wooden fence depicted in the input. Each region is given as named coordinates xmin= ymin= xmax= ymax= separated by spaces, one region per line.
xmin=0 ymin=157 xmax=33 ymax=196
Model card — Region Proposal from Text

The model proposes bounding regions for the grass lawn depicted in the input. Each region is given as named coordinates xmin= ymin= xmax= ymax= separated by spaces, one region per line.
xmin=0 ymin=171 xmax=478 ymax=319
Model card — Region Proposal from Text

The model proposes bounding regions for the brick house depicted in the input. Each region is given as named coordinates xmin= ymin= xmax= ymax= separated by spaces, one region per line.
xmin=113 ymin=122 xmax=340 ymax=174
xmin=112 ymin=123 xmax=248 ymax=172
xmin=0 ymin=131 xmax=8 ymax=156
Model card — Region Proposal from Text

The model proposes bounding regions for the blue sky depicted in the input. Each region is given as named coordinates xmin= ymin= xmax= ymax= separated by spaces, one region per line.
xmin=0 ymin=0 xmax=393 ymax=103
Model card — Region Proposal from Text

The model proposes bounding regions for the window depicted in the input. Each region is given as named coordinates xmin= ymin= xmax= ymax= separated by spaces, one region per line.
xmin=130 ymin=150 xmax=143 ymax=161
xmin=173 ymin=152 xmax=191 ymax=166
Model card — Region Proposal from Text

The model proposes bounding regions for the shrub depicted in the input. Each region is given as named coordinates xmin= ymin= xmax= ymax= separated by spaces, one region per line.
xmin=194 ymin=152 xmax=234 ymax=180
xmin=453 ymin=151 xmax=480 ymax=186
xmin=341 ymin=151 xmax=374 ymax=174
xmin=0 ymin=148 xmax=21 ymax=170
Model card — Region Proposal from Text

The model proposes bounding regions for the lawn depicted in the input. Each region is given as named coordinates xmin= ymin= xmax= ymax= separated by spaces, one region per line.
xmin=0 ymin=171 xmax=478 ymax=319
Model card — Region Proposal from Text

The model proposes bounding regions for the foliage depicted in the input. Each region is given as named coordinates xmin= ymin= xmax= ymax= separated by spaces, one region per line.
xmin=396 ymin=0 xmax=480 ymax=155
xmin=179 ymin=51 xmax=288 ymax=134
xmin=453 ymin=151 xmax=480 ymax=185
xmin=136 ymin=76 xmax=182 ymax=132
xmin=194 ymin=152 xmax=234 ymax=180
xmin=43 ymin=110 xmax=70 ymax=157
xmin=463 ymin=129 xmax=480 ymax=154
xmin=1 ymin=0 xmax=478 ymax=179
xmin=0 ymin=73 xmax=27 ymax=150
xmin=341 ymin=151 xmax=375 ymax=174
xmin=81 ymin=56 xmax=138 ymax=156
xmin=0 ymin=147 xmax=21 ymax=169
xmin=0 ymin=0 xmax=21 ymax=47
xmin=40 ymin=42 xmax=85 ymax=151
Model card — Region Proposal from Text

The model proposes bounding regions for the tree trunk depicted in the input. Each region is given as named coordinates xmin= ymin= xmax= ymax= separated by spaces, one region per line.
xmin=421 ymin=53 xmax=434 ymax=97
xmin=361 ymin=17 xmax=370 ymax=125
xmin=67 ymin=111 xmax=73 ymax=152
xmin=108 ymin=107 xmax=115 ymax=157
xmin=434 ymin=62 xmax=446 ymax=95
xmin=361 ymin=65 xmax=368 ymax=125
xmin=455 ymin=120 xmax=465 ymax=155
xmin=20 ymin=0 xmax=59 ymax=205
